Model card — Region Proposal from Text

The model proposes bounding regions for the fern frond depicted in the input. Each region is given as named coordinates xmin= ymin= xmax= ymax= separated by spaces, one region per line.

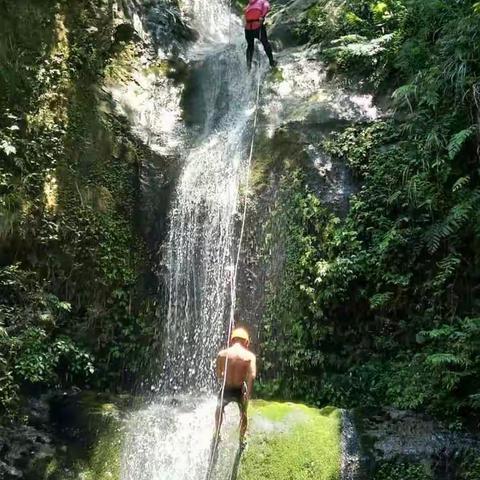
xmin=422 ymin=325 xmax=456 ymax=339
xmin=369 ymin=291 xmax=394 ymax=310
xmin=433 ymin=253 xmax=461 ymax=287
xmin=448 ymin=127 xmax=475 ymax=160
xmin=452 ymin=175 xmax=470 ymax=192
xmin=392 ymin=83 xmax=416 ymax=112
xmin=437 ymin=253 xmax=461 ymax=272
xmin=426 ymin=353 xmax=466 ymax=367
xmin=424 ymin=197 xmax=475 ymax=253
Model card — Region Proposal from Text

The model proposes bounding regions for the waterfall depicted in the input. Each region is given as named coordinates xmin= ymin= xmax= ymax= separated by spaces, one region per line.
xmin=121 ymin=0 xmax=262 ymax=477
xmin=161 ymin=1 xmax=258 ymax=393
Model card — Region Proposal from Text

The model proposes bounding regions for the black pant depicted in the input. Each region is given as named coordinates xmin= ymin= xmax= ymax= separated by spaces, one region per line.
xmin=245 ymin=25 xmax=274 ymax=69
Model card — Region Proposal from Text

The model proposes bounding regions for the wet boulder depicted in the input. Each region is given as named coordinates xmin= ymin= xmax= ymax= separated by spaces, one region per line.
xmin=44 ymin=391 xmax=131 ymax=480
xmin=269 ymin=0 xmax=318 ymax=48
xmin=0 ymin=391 xmax=131 ymax=480
xmin=0 ymin=422 xmax=54 ymax=480
xmin=0 ymin=396 xmax=56 ymax=480
xmin=353 ymin=408 xmax=480 ymax=480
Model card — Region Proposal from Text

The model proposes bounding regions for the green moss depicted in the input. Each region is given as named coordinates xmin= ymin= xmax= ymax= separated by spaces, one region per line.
xmin=44 ymin=394 xmax=127 ymax=480
xmin=104 ymin=42 xmax=138 ymax=85
xmin=143 ymin=60 xmax=170 ymax=77
xmin=43 ymin=421 xmax=122 ymax=480
xmin=238 ymin=401 xmax=341 ymax=480
xmin=78 ymin=420 xmax=122 ymax=480
xmin=250 ymin=129 xmax=309 ymax=193
xmin=252 ymin=400 xmax=306 ymax=421
xmin=268 ymin=67 xmax=284 ymax=83
xmin=43 ymin=458 xmax=62 ymax=480
xmin=250 ymin=154 xmax=273 ymax=191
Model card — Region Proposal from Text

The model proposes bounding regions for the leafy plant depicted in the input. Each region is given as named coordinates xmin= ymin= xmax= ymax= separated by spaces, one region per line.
xmin=0 ymin=0 xmax=159 ymax=416
xmin=260 ymin=0 xmax=480 ymax=424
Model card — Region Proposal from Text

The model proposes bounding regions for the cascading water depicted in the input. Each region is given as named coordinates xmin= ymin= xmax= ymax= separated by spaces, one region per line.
xmin=162 ymin=47 xmax=256 ymax=393
xmin=121 ymin=0 xmax=262 ymax=478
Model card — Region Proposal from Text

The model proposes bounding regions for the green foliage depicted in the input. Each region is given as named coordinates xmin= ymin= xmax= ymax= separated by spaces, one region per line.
xmin=0 ymin=0 xmax=158 ymax=414
xmin=261 ymin=0 xmax=480 ymax=424
xmin=13 ymin=328 xmax=94 ymax=385
xmin=258 ymin=171 xmax=333 ymax=404
xmin=0 ymin=264 xmax=94 ymax=414
xmin=301 ymin=0 xmax=406 ymax=88
xmin=374 ymin=461 xmax=431 ymax=480
xmin=448 ymin=127 xmax=476 ymax=161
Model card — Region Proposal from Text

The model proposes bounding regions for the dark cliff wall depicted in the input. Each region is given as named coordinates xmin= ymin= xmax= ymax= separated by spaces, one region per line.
xmin=0 ymin=0 xmax=189 ymax=419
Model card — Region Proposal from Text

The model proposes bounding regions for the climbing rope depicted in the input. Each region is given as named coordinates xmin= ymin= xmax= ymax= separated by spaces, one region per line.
xmin=205 ymin=16 xmax=263 ymax=480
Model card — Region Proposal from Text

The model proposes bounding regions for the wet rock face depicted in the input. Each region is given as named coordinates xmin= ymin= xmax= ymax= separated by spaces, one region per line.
xmin=0 ymin=391 xmax=129 ymax=480
xmin=269 ymin=0 xmax=318 ymax=48
xmin=353 ymin=408 xmax=480 ymax=480
xmin=106 ymin=0 xmax=196 ymax=255
xmin=260 ymin=45 xmax=378 ymax=213
xmin=0 ymin=425 xmax=53 ymax=479
xmin=119 ymin=0 xmax=196 ymax=52
xmin=236 ymin=43 xmax=379 ymax=333
xmin=0 ymin=397 xmax=55 ymax=480
xmin=235 ymin=48 xmax=373 ymax=351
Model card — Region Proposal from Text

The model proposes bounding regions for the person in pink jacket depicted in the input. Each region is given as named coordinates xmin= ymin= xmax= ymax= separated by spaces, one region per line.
xmin=244 ymin=0 xmax=276 ymax=70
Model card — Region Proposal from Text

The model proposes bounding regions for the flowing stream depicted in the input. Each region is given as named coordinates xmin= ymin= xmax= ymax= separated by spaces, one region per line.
xmin=121 ymin=0 xmax=262 ymax=478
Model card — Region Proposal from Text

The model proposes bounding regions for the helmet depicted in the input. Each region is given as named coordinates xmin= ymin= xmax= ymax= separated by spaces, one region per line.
xmin=231 ymin=327 xmax=250 ymax=344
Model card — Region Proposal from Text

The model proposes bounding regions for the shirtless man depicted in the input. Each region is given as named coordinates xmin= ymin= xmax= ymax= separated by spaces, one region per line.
xmin=215 ymin=327 xmax=256 ymax=448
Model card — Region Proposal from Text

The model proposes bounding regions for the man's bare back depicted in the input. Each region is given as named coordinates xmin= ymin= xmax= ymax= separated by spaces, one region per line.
xmin=217 ymin=343 xmax=256 ymax=390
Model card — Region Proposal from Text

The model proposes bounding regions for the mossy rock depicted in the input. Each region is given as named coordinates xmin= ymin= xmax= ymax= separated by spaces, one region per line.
xmin=73 ymin=419 xmax=122 ymax=480
xmin=43 ymin=419 xmax=122 ymax=480
xmin=44 ymin=397 xmax=341 ymax=480
xmin=44 ymin=391 xmax=131 ymax=480
xmin=237 ymin=401 xmax=341 ymax=480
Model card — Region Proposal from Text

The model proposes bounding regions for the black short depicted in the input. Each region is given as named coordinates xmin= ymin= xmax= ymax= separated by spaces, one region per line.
xmin=245 ymin=25 xmax=267 ymax=42
xmin=218 ymin=384 xmax=247 ymax=411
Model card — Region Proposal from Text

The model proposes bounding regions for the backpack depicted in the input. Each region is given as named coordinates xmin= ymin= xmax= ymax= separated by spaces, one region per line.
xmin=245 ymin=5 xmax=263 ymax=23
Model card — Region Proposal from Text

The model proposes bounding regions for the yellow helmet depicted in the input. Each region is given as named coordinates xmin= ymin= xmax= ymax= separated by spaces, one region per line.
xmin=231 ymin=327 xmax=250 ymax=344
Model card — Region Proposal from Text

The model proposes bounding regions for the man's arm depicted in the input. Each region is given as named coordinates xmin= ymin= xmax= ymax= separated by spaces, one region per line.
xmin=216 ymin=352 xmax=226 ymax=380
xmin=245 ymin=354 xmax=257 ymax=399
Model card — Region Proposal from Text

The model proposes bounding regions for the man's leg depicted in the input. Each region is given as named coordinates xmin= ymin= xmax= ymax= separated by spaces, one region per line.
xmin=259 ymin=25 xmax=276 ymax=67
xmin=239 ymin=398 xmax=248 ymax=447
xmin=245 ymin=29 xmax=255 ymax=71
